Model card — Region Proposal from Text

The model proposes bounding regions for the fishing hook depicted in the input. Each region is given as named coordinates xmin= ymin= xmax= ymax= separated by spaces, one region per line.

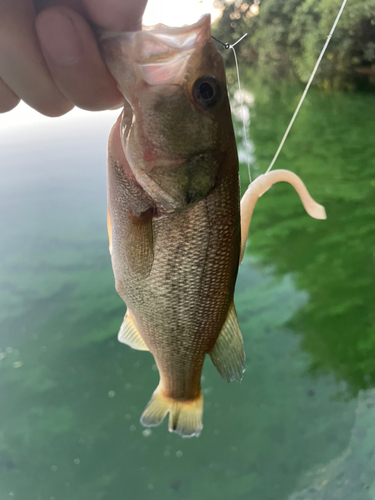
xmin=211 ymin=33 xmax=248 ymax=50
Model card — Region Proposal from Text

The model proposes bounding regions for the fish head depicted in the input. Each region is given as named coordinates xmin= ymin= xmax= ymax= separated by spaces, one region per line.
xmin=101 ymin=15 xmax=235 ymax=212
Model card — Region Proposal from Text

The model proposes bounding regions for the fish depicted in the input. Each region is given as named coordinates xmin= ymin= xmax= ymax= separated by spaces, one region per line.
xmin=100 ymin=15 xmax=326 ymax=438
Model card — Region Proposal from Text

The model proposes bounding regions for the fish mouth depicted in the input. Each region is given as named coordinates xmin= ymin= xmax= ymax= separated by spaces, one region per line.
xmin=100 ymin=15 xmax=212 ymax=86
xmin=140 ymin=13 xmax=212 ymax=50
xmin=101 ymin=13 xmax=211 ymax=49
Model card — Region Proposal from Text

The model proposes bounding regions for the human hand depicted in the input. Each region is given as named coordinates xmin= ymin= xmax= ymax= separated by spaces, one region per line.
xmin=0 ymin=0 xmax=148 ymax=116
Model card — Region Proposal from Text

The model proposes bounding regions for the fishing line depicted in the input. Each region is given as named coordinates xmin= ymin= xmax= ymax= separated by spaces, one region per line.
xmin=213 ymin=33 xmax=252 ymax=183
xmin=266 ymin=0 xmax=349 ymax=174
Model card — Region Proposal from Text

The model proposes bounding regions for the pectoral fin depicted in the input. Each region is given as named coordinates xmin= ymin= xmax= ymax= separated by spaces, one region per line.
xmin=118 ymin=310 xmax=149 ymax=351
xmin=240 ymin=169 xmax=327 ymax=263
xmin=108 ymin=113 xmax=154 ymax=277
xmin=209 ymin=303 xmax=245 ymax=382
xmin=125 ymin=211 xmax=154 ymax=277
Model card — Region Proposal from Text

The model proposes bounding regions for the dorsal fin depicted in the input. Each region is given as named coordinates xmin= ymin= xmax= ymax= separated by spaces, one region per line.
xmin=118 ymin=310 xmax=149 ymax=351
xmin=209 ymin=303 xmax=245 ymax=382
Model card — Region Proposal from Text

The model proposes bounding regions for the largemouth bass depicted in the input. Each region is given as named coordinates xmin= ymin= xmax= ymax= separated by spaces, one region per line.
xmin=100 ymin=15 xmax=326 ymax=438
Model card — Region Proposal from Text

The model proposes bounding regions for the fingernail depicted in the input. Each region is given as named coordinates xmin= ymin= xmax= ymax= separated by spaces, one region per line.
xmin=37 ymin=10 xmax=83 ymax=66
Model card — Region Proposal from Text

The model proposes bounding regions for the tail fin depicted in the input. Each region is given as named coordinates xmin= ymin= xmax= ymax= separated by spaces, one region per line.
xmin=140 ymin=385 xmax=203 ymax=438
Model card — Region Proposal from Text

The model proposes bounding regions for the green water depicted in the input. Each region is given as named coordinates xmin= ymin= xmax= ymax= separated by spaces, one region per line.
xmin=1 ymin=80 xmax=375 ymax=500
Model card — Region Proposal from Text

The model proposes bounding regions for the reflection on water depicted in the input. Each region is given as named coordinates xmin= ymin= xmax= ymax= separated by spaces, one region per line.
xmin=289 ymin=389 xmax=375 ymax=499
xmin=240 ymin=83 xmax=375 ymax=396
xmin=0 ymin=81 xmax=374 ymax=500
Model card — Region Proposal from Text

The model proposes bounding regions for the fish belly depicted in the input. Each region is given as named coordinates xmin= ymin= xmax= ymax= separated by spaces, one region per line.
xmin=108 ymin=156 xmax=240 ymax=402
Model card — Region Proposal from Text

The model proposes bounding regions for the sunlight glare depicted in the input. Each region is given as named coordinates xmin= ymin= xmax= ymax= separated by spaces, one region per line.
xmin=143 ymin=0 xmax=222 ymax=27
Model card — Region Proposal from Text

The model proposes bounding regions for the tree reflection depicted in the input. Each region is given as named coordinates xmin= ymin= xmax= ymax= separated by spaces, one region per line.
xmin=239 ymin=79 xmax=375 ymax=394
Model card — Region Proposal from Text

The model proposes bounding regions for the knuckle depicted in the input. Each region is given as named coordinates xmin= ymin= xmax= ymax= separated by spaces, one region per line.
xmin=68 ymin=84 xmax=122 ymax=112
xmin=0 ymin=95 xmax=20 ymax=113
xmin=33 ymin=99 xmax=74 ymax=117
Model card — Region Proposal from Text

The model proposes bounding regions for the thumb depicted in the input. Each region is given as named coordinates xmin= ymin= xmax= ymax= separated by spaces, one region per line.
xmin=83 ymin=0 xmax=148 ymax=31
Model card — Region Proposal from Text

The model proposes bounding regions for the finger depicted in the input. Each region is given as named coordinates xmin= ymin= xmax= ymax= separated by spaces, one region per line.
xmin=33 ymin=0 xmax=85 ymax=15
xmin=0 ymin=77 xmax=20 ymax=113
xmin=83 ymin=0 xmax=148 ymax=31
xmin=36 ymin=6 xmax=123 ymax=111
xmin=0 ymin=0 xmax=73 ymax=116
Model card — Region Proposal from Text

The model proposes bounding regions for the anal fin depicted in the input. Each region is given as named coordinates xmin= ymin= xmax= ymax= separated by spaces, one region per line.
xmin=209 ymin=303 xmax=245 ymax=382
xmin=118 ymin=310 xmax=149 ymax=351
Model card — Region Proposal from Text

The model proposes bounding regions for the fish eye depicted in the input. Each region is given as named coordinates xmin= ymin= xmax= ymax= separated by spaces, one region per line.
xmin=192 ymin=76 xmax=221 ymax=109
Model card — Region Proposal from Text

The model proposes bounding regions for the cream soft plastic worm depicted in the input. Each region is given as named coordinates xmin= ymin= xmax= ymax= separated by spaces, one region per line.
xmin=240 ymin=169 xmax=326 ymax=264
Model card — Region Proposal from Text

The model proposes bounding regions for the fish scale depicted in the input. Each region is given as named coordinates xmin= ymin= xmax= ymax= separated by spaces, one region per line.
xmin=102 ymin=14 xmax=326 ymax=437
xmin=134 ymin=173 xmax=239 ymax=397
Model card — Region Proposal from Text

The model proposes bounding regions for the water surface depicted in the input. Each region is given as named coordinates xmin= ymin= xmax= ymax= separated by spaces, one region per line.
xmin=1 ymin=81 xmax=375 ymax=499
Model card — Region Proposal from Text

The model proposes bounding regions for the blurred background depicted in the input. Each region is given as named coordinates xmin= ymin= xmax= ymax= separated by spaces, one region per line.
xmin=214 ymin=0 xmax=375 ymax=90
xmin=0 ymin=1 xmax=375 ymax=499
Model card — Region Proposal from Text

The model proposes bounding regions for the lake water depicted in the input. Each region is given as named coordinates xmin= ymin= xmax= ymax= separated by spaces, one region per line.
xmin=1 ymin=78 xmax=375 ymax=500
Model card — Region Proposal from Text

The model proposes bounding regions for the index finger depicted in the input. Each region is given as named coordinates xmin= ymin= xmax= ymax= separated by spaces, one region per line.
xmin=34 ymin=0 xmax=148 ymax=112
xmin=83 ymin=0 xmax=148 ymax=32
xmin=0 ymin=0 xmax=73 ymax=116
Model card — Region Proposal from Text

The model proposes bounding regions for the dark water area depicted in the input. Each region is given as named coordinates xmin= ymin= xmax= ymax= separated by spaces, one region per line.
xmin=0 ymin=79 xmax=375 ymax=500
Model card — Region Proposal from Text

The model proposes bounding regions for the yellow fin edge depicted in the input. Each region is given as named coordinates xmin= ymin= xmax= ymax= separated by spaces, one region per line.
xmin=140 ymin=385 xmax=203 ymax=438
